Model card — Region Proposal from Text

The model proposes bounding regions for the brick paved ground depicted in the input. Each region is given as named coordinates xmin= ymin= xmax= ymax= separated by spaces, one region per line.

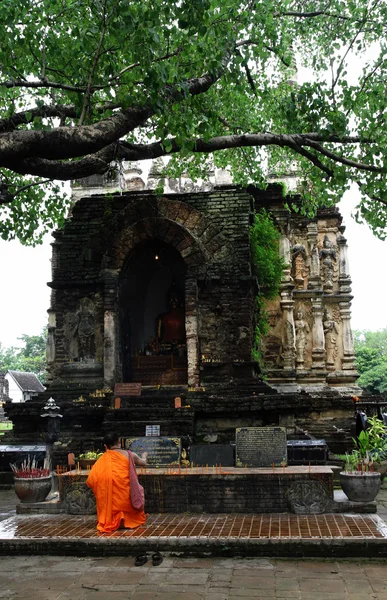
xmin=2 ymin=554 xmax=387 ymax=600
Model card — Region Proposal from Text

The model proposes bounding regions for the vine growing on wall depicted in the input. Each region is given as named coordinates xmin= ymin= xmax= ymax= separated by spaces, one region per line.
xmin=250 ymin=210 xmax=285 ymax=366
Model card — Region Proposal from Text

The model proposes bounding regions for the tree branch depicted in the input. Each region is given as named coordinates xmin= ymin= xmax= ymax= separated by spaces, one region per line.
xmin=1 ymin=78 xmax=87 ymax=93
xmin=304 ymin=139 xmax=385 ymax=173
xmin=4 ymin=131 xmax=380 ymax=182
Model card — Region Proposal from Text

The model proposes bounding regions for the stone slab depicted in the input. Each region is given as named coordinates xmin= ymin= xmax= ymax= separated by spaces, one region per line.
xmin=190 ymin=444 xmax=234 ymax=467
xmin=236 ymin=427 xmax=287 ymax=467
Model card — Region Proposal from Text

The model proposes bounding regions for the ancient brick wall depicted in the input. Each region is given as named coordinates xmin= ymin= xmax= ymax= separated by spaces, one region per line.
xmin=47 ymin=188 xmax=255 ymax=387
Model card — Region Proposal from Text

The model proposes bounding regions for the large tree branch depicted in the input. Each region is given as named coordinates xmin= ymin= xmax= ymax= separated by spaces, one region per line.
xmin=3 ymin=132 xmax=381 ymax=182
xmin=0 ymin=56 xmax=228 ymax=164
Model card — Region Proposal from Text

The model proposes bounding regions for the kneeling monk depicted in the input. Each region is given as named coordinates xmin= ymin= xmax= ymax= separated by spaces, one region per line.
xmin=87 ymin=431 xmax=147 ymax=533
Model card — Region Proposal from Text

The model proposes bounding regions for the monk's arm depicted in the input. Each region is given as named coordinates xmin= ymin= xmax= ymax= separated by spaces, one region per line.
xmin=132 ymin=451 xmax=147 ymax=467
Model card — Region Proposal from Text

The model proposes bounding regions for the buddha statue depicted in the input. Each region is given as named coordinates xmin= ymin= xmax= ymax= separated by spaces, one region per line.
xmin=156 ymin=284 xmax=185 ymax=345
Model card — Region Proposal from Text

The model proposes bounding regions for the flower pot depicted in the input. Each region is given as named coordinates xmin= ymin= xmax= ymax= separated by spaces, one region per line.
xmin=14 ymin=475 xmax=52 ymax=503
xmin=340 ymin=471 xmax=381 ymax=502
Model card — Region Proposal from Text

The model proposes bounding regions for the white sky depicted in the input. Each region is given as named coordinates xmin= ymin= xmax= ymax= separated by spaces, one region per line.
xmin=0 ymin=186 xmax=386 ymax=349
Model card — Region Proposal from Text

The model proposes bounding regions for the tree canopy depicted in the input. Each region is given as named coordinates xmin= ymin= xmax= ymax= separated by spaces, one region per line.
xmin=354 ymin=329 xmax=387 ymax=396
xmin=1 ymin=0 xmax=387 ymax=244
xmin=0 ymin=331 xmax=47 ymax=382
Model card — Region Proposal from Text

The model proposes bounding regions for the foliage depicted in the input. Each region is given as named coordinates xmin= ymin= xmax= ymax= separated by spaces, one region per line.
xmin=1 ymin=1 xmax=387 ymax=243
xmin=0 ymin=330 xmax=47 ymax=383
xmin=354 ymin=329 xmax=387 ymax=395
xmin=250 ymin=210 xmax=284 ymax=364
xmin=78 ymin=451 xmax=103 ymax=460
xmin=342 ymin=415 xmax=387 ymax=472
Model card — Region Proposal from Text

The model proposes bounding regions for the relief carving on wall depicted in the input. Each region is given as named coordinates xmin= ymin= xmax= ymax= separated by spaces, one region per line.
xmin=262 ymin=306 xmax=283 ymax=368
xmin=323 ymin=307 xmax=339 ymax=369
xmin=294 ymin=308 xmax=310 ymax=369
xmin=291 ymin=243 xmax=308 ymax=289
xmin=319 ymin=235 xmax=338 ymax=293
xmin=64 ymin=297 xmax=97 ymax=361
xmin=287 ymin=481 xmax=332 ymax=514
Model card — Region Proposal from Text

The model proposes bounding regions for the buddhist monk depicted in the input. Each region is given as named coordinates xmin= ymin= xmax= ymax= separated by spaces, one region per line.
xmin=86 ymin=431 xmax=147 ymax=533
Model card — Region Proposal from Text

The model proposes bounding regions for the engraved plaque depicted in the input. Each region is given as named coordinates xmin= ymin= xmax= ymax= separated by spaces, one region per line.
xmin=124 ymin=437 xmax=181 ymax=466
xmin=235 ymin=427 xmax=287 ymax=467
xmin=114 ymin=383 xmax=142 ymax=397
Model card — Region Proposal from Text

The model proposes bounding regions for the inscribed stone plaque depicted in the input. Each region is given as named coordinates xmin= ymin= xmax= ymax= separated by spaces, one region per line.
xmin=114 ymin=383 xmax=142 ymax=397
xmin=235 ymin=427 xmax=287 ymax=467
xmin=124 ymin=437 xmax=181 ymax=466
xmin=190 ymin=444 xmax=234 ymax=467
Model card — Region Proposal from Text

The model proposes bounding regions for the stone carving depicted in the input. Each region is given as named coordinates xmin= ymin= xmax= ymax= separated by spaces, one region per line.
xmin=294 ymin=309 xmax=310 ymax=368
xmin=65 ymin=298 xmax=96 ymax=361
xmin=65 ymin=482 xmax=96 ymax=515
xmin=74 ymin=298 xmax=96 ymax=360
xmin=310 ymin=246 xmax=320 ymax=279
xmin=319 ymin=236 xmax=337 ymax=293
xmin=287 ymin=480 xmax=332 ymax=514
xmin=292 ymin=243 xmax=307 ymax=288
xmin=323 ymin=308 xmax=339 ymax=369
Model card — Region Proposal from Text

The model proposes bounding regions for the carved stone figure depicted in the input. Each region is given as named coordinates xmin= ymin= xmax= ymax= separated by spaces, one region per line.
xmin=310 ymin=246 xmax=320 ymax=278
xmin=319 ymin=236 xmax=337 ymax=292
xmin=74 ymin=298 xmax=96 ymax=360
xmin=323 ymin=308 xmax=339 ymax=368
xmin=292 ymin=243 xmax=307 ymax=288
xmin=294 ymin=309 xmax=310 ymax=367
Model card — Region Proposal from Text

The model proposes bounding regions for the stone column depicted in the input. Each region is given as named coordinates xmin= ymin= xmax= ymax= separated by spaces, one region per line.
xmin=311 ymin=297 xmax=326 ymax=370
xmin=185 ymin=278 xmax=200 ymax=387
xmin=102 ymin=269 xmax=119 ymax=387
xmin=337 ymin=231 xmax=352 ymax=294
xmin=280 ymin=283 xmax=295 ymax=370
xmin=340 ymin=301 xmax=356 ymax=371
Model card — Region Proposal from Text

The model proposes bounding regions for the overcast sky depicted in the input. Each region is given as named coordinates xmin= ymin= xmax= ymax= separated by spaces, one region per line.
xmin=0 ymin=186 xmax=385 ymax=350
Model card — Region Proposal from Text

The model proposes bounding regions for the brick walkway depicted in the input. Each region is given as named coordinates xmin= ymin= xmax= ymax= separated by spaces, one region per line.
xmin=1 ymin=512 xmax=386 ymax=540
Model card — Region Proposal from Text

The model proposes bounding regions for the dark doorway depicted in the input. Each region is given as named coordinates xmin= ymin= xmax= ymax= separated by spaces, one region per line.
xmin=119 ymin=240 xmax=187 ymax=384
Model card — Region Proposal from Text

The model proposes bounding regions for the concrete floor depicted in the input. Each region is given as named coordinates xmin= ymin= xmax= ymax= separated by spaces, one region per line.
xmin=2 ymin=554 xmax=387 ymax=600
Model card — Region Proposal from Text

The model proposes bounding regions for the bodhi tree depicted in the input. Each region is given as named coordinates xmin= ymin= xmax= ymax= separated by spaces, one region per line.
xmin=1 ymin=0 xmax=387 ymax=244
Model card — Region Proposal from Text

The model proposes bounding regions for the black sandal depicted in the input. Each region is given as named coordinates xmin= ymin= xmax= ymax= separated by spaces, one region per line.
xmin=134 ymin=553 xmax=148 ymax=567
xmin=152 ymin=552 xmax=163 ymax=566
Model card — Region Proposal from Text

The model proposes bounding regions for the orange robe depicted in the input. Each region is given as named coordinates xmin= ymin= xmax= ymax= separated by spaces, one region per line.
xmin=86 ymin=450 xmax=146 ymax=533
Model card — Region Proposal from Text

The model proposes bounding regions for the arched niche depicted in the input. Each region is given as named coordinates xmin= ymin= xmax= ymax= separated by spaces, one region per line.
xmin=119 ymin=239 xmax=188 ymax=385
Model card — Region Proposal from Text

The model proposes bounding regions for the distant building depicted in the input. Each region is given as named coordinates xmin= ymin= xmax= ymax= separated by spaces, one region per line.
xmin=4 ymin=370 xmax=45 ymax=403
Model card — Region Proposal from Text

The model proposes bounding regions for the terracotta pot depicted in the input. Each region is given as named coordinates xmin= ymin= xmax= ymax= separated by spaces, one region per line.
xmin=14 ymin=475 xmax=52 ymax=503
xmin=340 ymin=471 xmax=381 ymax=502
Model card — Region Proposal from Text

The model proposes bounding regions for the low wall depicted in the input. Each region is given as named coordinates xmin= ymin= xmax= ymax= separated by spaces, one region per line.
xmin=58 ymin=467 xmax=334 ymax=515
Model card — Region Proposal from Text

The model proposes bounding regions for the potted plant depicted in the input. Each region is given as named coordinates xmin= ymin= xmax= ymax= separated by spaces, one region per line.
xmin=77 ymin=451 xmax=103 ymax=469
xmin=340 ymin=419 xmax=385 ymax=502
xmin=10 ymin=456 xmax=52 ymax=503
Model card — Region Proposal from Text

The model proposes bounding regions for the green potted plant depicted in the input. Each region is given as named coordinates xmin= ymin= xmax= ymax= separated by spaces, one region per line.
xmin=10 ymin=456 xmax=52 ymax=503
xmin=340 ymin=416 xmax=386 ymax=502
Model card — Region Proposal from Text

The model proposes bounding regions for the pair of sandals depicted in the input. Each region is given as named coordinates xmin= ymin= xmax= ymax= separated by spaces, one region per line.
xmin=135 ymin=552 xmax=163 ymax=567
